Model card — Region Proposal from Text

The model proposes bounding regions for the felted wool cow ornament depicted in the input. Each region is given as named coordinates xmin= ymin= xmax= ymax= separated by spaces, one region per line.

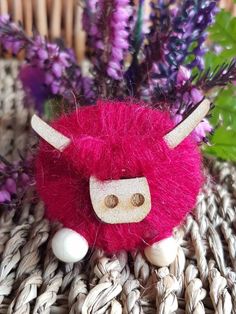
xmin=31 ymin=99 xmax=210 ymax=266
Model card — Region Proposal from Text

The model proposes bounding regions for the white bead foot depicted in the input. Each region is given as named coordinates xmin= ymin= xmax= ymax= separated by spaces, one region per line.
xmin=144 ymin=237 xmax=178 ymax=267
xmin=52 ymin=228 xmax=89 ymax=263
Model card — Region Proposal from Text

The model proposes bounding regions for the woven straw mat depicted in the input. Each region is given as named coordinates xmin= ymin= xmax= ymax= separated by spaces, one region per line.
xmin=0 ymin=60 xmax=236 ymax=314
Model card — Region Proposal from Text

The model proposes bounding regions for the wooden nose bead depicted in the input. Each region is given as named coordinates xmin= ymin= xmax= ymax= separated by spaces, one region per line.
xmin=104 ymin=194 xmax=119 ymax=208
xmin=131 ymin=193 xmax=145 ymax=207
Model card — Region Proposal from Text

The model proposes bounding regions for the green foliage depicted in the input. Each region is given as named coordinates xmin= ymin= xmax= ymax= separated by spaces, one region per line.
xmin=44 ymin=97 xmax=65 ymax=120
xmin=204 ymin=87 xmax=236 ymax=161
xmin=203 ymin=10 xmax=236 ymax=161
xmin=209 ymin=11 xmax=236 ymax=50
xmin=204 ymin=10 xmax=236 ymax=69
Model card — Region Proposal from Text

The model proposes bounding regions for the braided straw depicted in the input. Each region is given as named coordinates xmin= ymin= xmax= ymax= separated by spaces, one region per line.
xmin=1 ymin=61 xmax=236 ymax=313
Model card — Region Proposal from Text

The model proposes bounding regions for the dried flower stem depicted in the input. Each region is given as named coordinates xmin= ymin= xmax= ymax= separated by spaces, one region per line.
xmin=196 ymin=59 xmax=236 ymax=92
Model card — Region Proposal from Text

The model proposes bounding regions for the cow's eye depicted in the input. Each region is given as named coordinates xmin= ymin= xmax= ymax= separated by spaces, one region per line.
xmin=131 ymin=193 xmax=145 ymax=207
xmin=104 ymin=194 xmax=119 ymax=208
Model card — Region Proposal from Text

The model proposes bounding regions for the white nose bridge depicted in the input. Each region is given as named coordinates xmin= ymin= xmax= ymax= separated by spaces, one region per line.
xmin=89 ymin=176 xmax=152 ymax=224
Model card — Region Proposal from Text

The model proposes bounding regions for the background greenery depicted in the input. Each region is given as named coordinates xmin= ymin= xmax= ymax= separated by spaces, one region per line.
xmin=203 ymin=9 xmax=236 ymax=161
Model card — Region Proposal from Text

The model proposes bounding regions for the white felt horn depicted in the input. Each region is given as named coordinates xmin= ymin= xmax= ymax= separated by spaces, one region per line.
xmin=164 ymin=98 xmax=211 ymax=148
xmin=31 ymin=114 xmax=71 ymax=151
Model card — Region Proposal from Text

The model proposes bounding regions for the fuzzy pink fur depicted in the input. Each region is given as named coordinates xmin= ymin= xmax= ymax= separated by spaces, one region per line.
xmin=36 ymin=100 xmax=202 ymax=253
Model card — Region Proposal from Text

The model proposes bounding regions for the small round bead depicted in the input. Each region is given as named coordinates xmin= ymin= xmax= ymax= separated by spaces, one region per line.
xmin=52 ymin=228 xmax=88 ymax=263
xmin=144 ymin=237 xmax=178 ymax=267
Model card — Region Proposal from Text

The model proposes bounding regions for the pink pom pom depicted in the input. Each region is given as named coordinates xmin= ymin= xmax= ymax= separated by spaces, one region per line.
xmin=35 ymin=101 xmax=203 ymax=253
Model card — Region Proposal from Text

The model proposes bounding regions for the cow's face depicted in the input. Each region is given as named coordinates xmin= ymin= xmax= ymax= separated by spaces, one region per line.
xmin=89 ymin=176 xmax=151 ymax=224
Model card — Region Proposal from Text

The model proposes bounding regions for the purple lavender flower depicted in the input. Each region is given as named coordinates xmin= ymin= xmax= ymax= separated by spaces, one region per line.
xmin=0 ymin=2 xmax=230 ymax=144
xmin=0 ymin=190 xmax=11 ymax=203
xmin=25 ymin=36 xmax=78 ymax=96
xmin=82 ymin=0 xmax=104 ymax=71
xmin=0 ymin=14 xmax=29 ymax=54
xmin=0 ymin=16 xmax=92 ymax=107
xmin=82 ymin=0 xmax=99 ymax=35
xmin=168 ymin=0 xmax=218 ymax=70
xmin=176 ymin=66 xmax=191 ymax=86
xmin=137 ymin=0 xmax=218 ymax=101
xmin=83 ymin=0 xmax=132 ymax=82
xmin=107 ymin=0 xmax=132 ymax=80
xmin=193 ymin=119 xmax=213 ymax=143
xmin=0 ymin=155 xmax=32 ymax=207
xmin=19 ymin=65 xmax=51 ymax=114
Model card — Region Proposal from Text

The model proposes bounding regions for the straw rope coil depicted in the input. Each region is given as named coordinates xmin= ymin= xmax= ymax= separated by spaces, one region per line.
xmin=0 ymin=60 xmax=236 ymax=313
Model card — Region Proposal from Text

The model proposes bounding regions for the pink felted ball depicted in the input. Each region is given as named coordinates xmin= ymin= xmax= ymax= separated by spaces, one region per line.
xmin=36 ymin=100 xmax=202 ymax=253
